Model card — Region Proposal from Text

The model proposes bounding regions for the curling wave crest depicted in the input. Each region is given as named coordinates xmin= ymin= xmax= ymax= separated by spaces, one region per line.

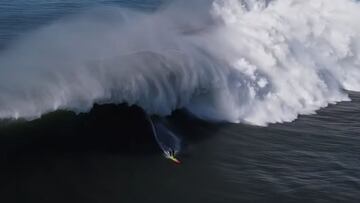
xmin=0 ymin=0 xmax=360 ymax=126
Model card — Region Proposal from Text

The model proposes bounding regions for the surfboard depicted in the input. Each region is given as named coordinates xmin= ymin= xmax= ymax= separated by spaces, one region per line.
xmin=167 ymin=155 xmax=181 ymax=164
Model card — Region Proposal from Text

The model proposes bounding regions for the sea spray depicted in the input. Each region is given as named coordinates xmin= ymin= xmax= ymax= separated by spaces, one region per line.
xmin=0 ymin=0 xmax=360 ymax=126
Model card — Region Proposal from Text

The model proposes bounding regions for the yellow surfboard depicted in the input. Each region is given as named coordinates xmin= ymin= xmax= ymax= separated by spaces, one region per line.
xmin=167 ymin=155 xmax=181 ymax=164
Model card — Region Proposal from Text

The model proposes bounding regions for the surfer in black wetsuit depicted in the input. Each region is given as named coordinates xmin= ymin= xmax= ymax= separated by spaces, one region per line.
xmin=169 ymin=149 xmax=175 ymax=157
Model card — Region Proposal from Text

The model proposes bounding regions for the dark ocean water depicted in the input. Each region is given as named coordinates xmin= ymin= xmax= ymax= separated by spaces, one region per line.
xmin=1 ymin=1 xmax=360 ymax=203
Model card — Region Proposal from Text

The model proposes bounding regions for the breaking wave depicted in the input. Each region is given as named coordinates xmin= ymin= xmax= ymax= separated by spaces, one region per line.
xmin=1 ymin=0 xmax=360 ymax=126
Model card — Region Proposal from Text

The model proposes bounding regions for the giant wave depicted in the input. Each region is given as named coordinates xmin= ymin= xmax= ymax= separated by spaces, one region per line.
xmin=0 ymin=0 xmax=360 ymax=126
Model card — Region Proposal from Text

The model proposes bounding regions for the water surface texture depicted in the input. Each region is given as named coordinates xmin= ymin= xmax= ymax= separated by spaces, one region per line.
xmin=0 ymin=1 xmax=360 ymax=202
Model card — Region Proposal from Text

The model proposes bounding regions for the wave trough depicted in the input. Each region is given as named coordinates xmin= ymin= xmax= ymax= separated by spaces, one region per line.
xmin=0 ymin=0 xmax=360 ymax=126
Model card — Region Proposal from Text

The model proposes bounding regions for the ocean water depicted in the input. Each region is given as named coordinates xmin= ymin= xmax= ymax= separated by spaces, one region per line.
xmin=1 ymin=0 xmax=360 ymax=202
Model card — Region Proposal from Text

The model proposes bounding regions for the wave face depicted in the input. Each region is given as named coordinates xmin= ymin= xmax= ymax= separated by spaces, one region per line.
xmin=0 ymin=0 xmax=360 ymax=125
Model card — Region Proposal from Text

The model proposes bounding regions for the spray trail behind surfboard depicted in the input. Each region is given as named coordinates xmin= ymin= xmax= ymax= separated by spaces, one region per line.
xmin=147 ymin=116 xmax=182 ymax=162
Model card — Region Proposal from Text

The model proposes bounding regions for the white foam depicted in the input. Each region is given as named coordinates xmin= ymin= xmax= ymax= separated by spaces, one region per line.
xmin=0 ymin=0 xmax=359 ymax=126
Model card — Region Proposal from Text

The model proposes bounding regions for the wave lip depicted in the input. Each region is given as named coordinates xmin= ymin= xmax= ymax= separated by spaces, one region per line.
xmin=1 ymin=0 xmax=360 ymax=126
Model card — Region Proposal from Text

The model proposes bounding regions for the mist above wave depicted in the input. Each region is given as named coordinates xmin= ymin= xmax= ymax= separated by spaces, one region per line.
xmin=0 ymin=0 xmax=360 ymax=126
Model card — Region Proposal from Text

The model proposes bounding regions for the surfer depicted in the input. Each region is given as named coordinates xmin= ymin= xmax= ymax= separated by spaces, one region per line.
xmin=147 ymin=115 xmax=181 ymax=164
xmin=165 ymin=149 xmax=181 ymax=164
xmin=169 ymin=149 xmax=175 ymax=157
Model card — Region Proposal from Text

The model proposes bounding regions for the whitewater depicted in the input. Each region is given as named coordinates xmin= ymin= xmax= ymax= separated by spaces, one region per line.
xmin=0 ymin=0 xmax=360 ymax=126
